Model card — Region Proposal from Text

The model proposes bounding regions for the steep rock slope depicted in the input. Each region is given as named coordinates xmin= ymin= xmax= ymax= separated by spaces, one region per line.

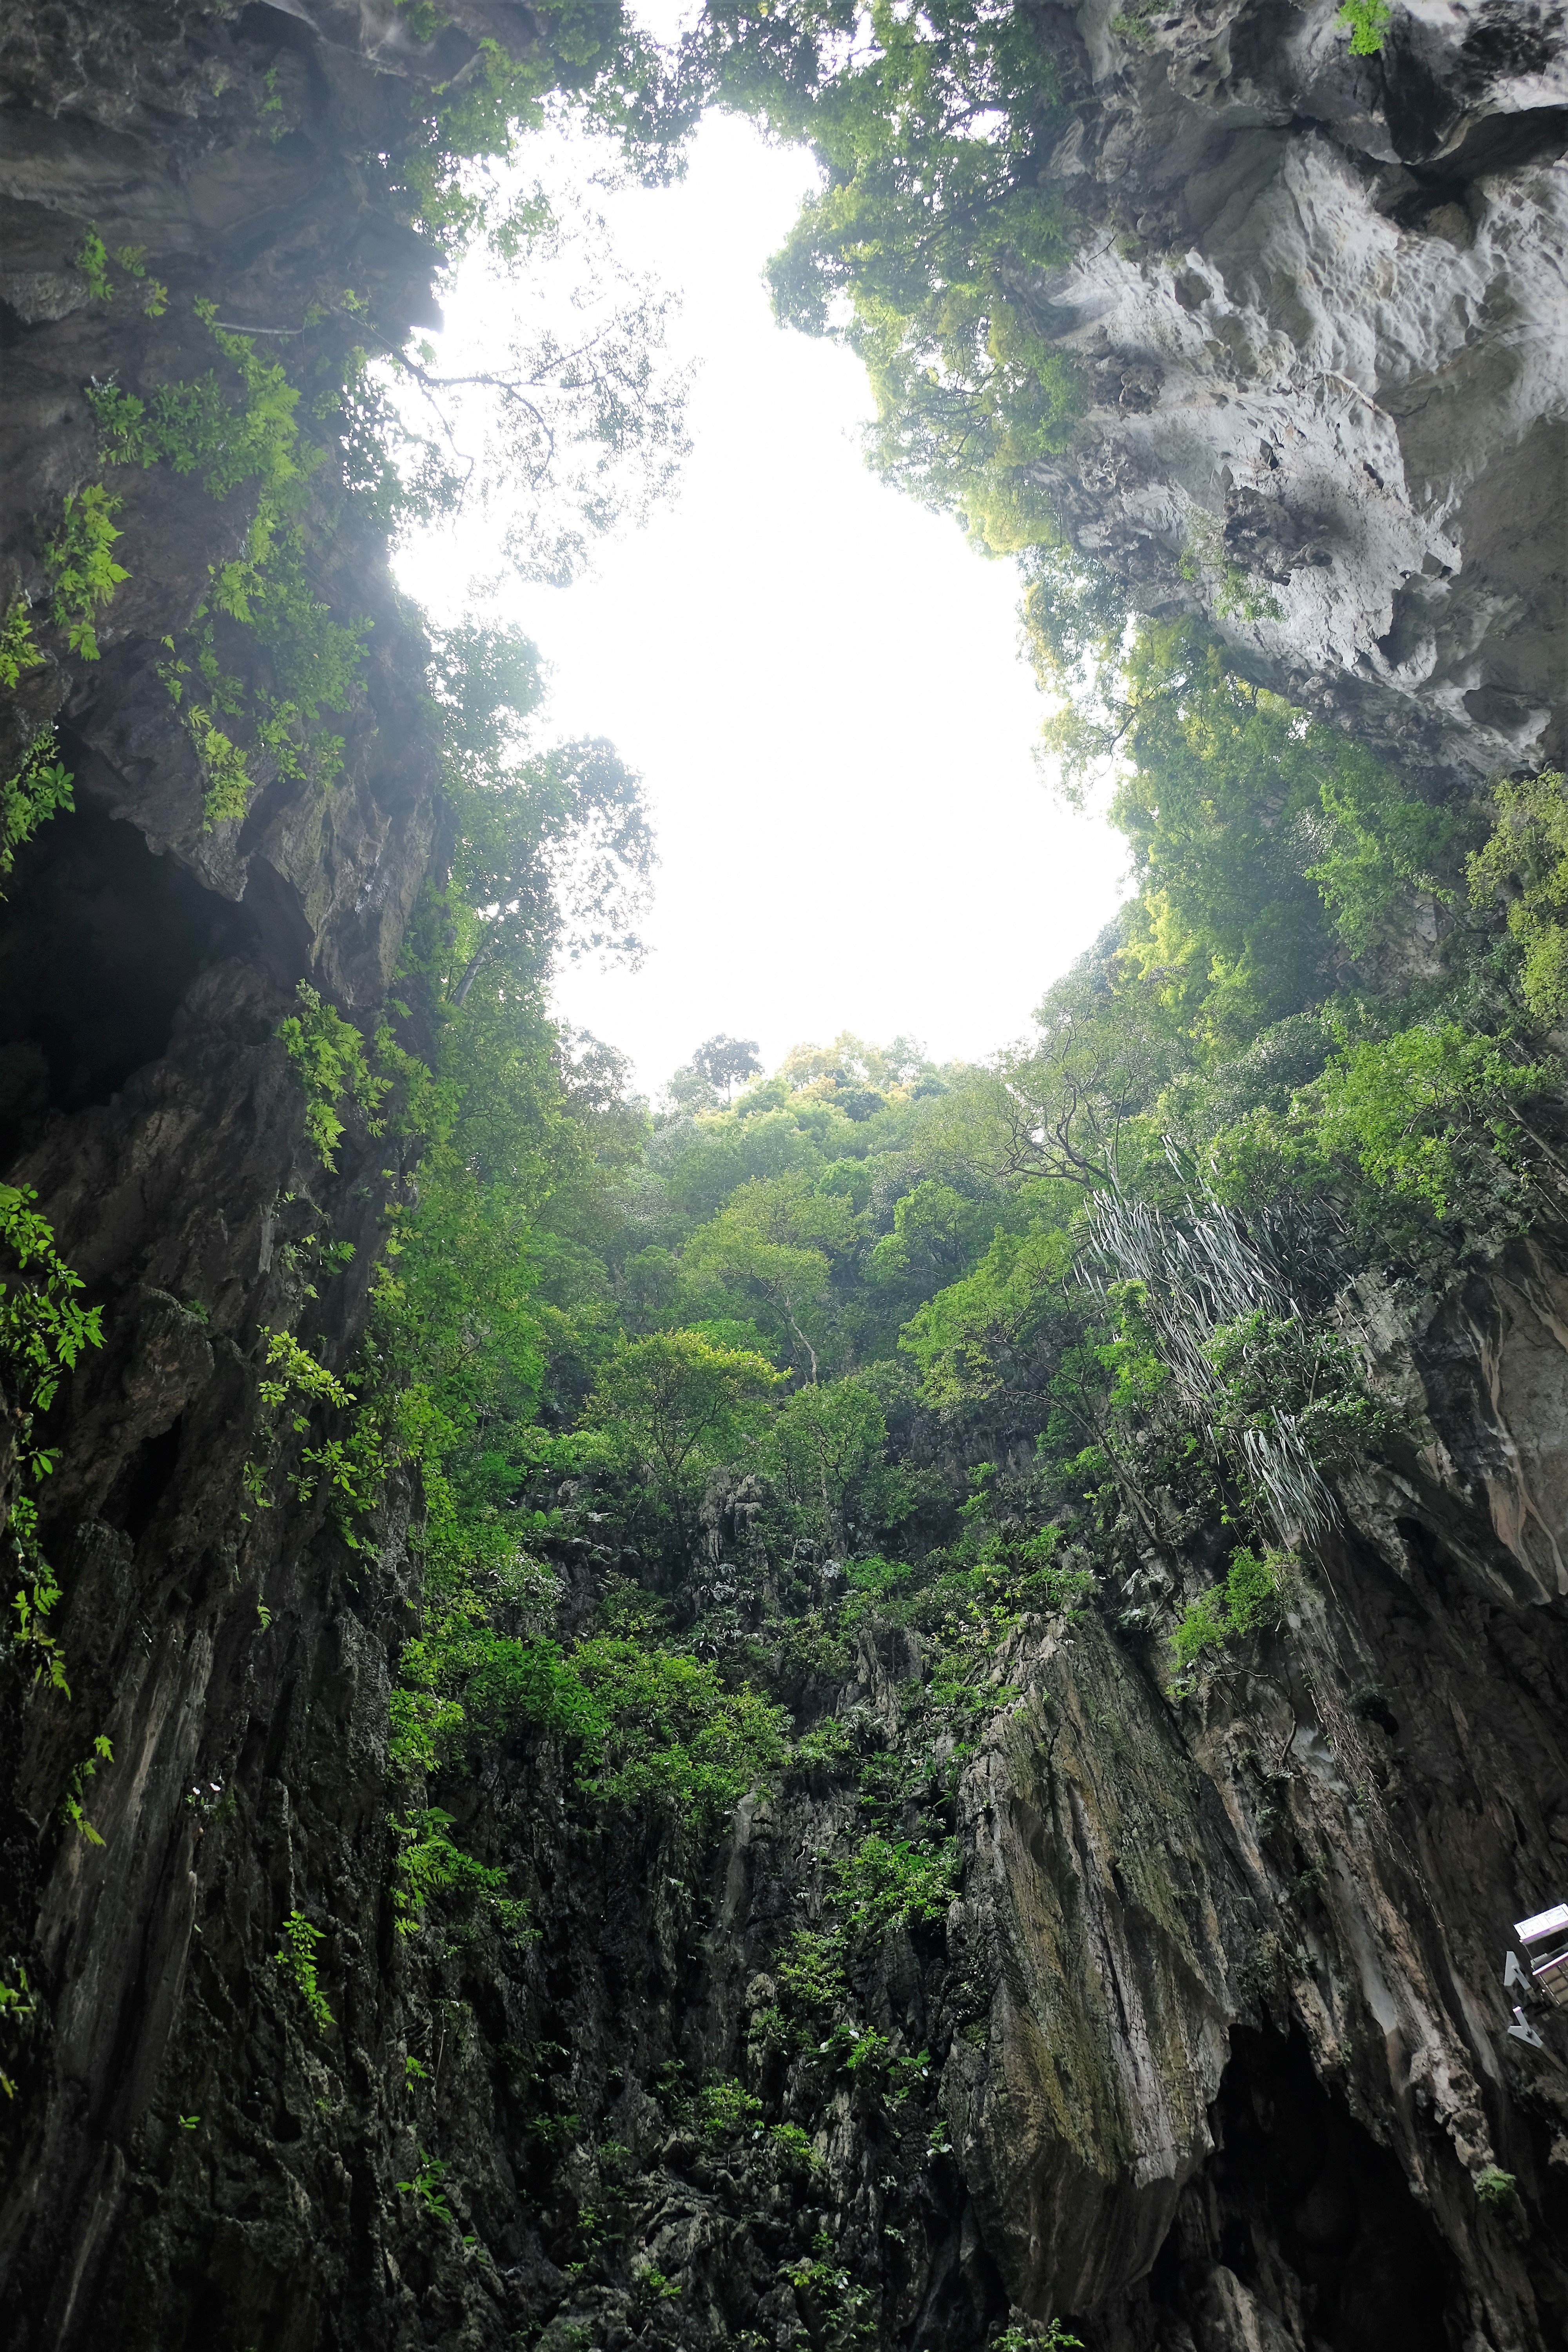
xmin=1022 ymin=0 xmax=1568 ymax=777
xmin=392 ymin=1244 xmax=1568 ymax=2352
xmin=0 ymin=8 xmax=1566 ymax=2352
xmin=0 ymin=4 xmax=451 ymax=2339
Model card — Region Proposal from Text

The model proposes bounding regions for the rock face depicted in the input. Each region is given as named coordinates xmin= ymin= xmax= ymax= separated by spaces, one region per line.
xmin=0 ymin=5 xmax=448 ymax=2340
xmin=1 ymin=7 xmax=1567 ymax=2352
xmin=1024 ymin=0 xmax=1568 ymax=778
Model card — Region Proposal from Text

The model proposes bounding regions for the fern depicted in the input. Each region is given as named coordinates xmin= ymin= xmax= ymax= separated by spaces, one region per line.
xmin=44 ymin=485 xmax=130 ymax=661
xmin=1 ymin=729 xmax=74 ymax=883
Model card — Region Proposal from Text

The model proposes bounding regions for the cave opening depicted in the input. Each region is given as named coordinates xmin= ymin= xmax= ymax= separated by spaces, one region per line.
xmin=1148 ymin=2025 xmax=1455 ymax=2351
xmin=0 ymin=785 xmax=250 ymax=1171
xmin=103 ymin=1416 xmax=186 ymax=1549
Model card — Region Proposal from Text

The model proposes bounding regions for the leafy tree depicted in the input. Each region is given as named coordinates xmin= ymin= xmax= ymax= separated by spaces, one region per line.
xmin=374 ymin=179 xmax=694 ymax=586
xmin=867 ymin=1180 xmax=995 ymax=1290
xmin=581 ymin=1330 xmax=782 ymax=1544
xmin=681 ymin=1171 xmax=859 ymax=1381
xmin=692 ymin=1034 xmax=762 ymax=1102
xmin=1469 ymin=773 xmax=1568 ymax=1024
xmin=775 ymin=1031 xmax=929 ymax=1101
xmin=421 ymin=620 xmax=653 ymax=1005
xmin=1303 ymin=1023 xmax=1558 ymax=1220
xmin=1170 ymin=1546 xmax=1297 ymax=1680
xmin=762 ymin=1376 xmax=891 ymax=1559
xmin=900 ymin=1224 xmax=1074 ymax=1408
xmin=710 ymin=0 xmax=1082 ymax=538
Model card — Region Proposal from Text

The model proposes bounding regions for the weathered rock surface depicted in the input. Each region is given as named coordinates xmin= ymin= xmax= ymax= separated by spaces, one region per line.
xmin=0 ymin=4 xmax=449 ymax=2340
xmin=1025 ymin=0 xmax=1568 ymax=777
xmin=0 ymin=7 xmax=1566 ymax=2352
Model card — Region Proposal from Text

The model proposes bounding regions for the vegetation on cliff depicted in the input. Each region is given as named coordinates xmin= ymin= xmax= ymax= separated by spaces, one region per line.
xmin=1 ymin=3 xmax=1565 ymax=2340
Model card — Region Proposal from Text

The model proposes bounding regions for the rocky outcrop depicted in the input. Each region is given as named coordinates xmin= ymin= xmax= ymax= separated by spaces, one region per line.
xmin=423 ymin=1243 xmax=1568 ymax=2350
xmin=1025 ymin=0 xmax=1568 ymax=777
xmin=0 ymin=3 xmax=449 ymax=2339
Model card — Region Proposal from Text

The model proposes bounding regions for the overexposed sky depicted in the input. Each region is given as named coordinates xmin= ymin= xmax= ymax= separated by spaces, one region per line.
xmin=395 ymin=110 xmax=1125 ymax=1096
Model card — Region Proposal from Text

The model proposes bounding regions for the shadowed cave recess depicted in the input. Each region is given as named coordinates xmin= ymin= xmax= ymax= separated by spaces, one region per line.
xmin=1 ymin=4 xmax=1567 ymax=2351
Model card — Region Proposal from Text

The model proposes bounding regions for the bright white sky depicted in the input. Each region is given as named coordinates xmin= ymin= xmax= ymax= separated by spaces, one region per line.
xmin=395 ymin=108 xmax=1125 ymax=1098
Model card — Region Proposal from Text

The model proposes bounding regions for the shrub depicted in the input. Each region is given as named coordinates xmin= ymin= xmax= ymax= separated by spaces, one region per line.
xmin=274 ymin=1909 xmax=333 ymax=2033
xmin=1171 ymin=1546 xmax=1298 ymax=1679
xmin=1336 ymin=0 xmax=1391 ymax=55
xmin=776 ymin=1927 xmax=848 ymax=2013
xmin=699 ymin=2077 xmax=762 ymax=2138
xmin=834 ymin=1835 xmax=959 ymax=1936
xmin=768 ymin=2121 xmax=822 ymax=2172
xmin=1469 ymin=772 xmax=1568 ymax=1025
xmin=276 ymin=982 xmax=390 ymax=1171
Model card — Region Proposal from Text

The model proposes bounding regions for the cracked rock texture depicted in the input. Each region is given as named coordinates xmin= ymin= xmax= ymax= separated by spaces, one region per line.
xmin=1026 ymin=0 xmax=1568 ymax=777
xmin=1 ymin=6 xmax=1567 ymax=2352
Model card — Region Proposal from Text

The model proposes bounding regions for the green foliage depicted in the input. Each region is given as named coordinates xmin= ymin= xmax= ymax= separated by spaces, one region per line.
xmin=699 ymin=2076 xmax=763 ymax=2137
xmin=59 ymin=1735 xmax=114 ymax=1846
xmin=1306 ymin=1023 xmax=1555 ymax=1219
xmin=0 ymin=729 xmax=74 ymax=884
xmin=390 ymin=1807 xmax=533 ymax=1944
xmin=74 ymin=223 xmax=167 ymax=312
xmin=1201 ymin=1310 xmax=1394 ymax=1481
xmin=91 ymin=314 xmax=367 ymax=817
xmin=768 ymin=2120 xmax=823 ymax=2172
xmin=1 ymin=1194 xmax=102 ymax=1695
xmin=435 ymin=625 xmax=653 ymax=981
xmin=729 ymin=0 xmax=1082 ymax=542
xmin=760 ymin=1376 xmax=893 ymax=1556
xmin=43 ymin=485 xmax=129 ymax=661
xmin=1306 ymin=760 xmax=1463 ymax=959
xmin=0 ymin=596 xmax=41 ymax=691
xmin=833 ymin=1834 xmax=958 ymax=1936
xmin=569 ymin=1635 xmax=789 ymax=1820
xmin=902 ymin=1226 xmax=1074 ymax=1406
xmin=776 ymin=1927 xmax=848 ymax=2013
xmin=274 ymin=1909 xmax=333 ymax=2033
xmin=7 ymin=1515 xmax=69 ymax=1695
xmin=392 ymin=0 xmax=443 ymax=38
xmin=0 ymin=1964 xmax=37 ymax=2099
xmin=185 ymin=701 xmax=254 ymax=828
xmin=1171 ymin=1547 xmax=1298 ymax=1679
xmin=75 ymin=225 xmax=113 ymax=302
xmin=276 ymin=982 xmax=390 ymax=1170
xmin=581 ymin=1330 xmax=782 ymax=1534
xmin=92 ymin=309 xmax=315 ymax=505
xmin=257 ymin=1328 xmax=354 ymax=1414
xmin=246 ymin=1327 xmax=358 ymax=1522
xmin=0 ymin=1184 xmax=104 ymax=1413
xmin=397 ymin=2149 xmax=454 ymax=2223
xmin=1473 ymin=2163 xmax=1518 ymax=2209
xmin=1102 ymin=631 xmax=1367 ymax=1041
xmin=681 ymin=1170 xmax=859 ymax=1380
xmin=111 ymin=239 xmax=169 ymax=316
xmin=394 ymin=1549 xmax=788 ymax=1830
xmin=1337 ymin=0 xmax=1392 ymax=55
xmin=1469 ymin=773 xmax=1568 ymax=1024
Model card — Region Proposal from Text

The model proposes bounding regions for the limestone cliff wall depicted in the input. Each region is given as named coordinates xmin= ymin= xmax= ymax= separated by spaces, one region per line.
xmin=0 ymin=5 xmax=450 ymax=2339
xmin=1025 ymin=0 xmax=1568 ymax=778
xmin=0 ymin=7 xmax=1566 ymax=2352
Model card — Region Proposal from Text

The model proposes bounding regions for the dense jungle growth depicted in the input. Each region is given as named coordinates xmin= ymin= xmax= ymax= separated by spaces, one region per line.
xmin=2 ymin=2 xmax=1566 ymax=2348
